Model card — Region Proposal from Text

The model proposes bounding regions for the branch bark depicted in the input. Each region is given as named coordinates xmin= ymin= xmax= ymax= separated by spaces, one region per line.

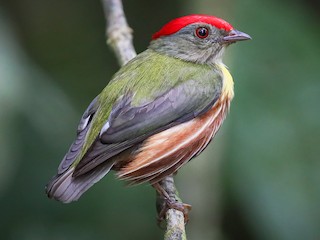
xmin=101 ymin=0 xmax=136 ymax=65
xmin=157 ymin=176 xmax=187 ymax=240
xmin=101 ymin=0 xmax=187 ymax=239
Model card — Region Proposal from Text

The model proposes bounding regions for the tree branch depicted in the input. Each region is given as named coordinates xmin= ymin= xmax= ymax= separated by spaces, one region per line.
xmin=157 ymin=176 xmax=187 ymax=240
xmin=101 ymin=0 xmax=136 ymax=65
xmin=101 ymin=0 xmax=187 ymax=239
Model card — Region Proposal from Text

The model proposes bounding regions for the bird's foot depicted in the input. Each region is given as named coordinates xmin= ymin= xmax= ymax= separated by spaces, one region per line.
xmin=153 ymin=182 xmax=192 ymax=225
xmin=157 ymin=199 xmax=192 ymax=224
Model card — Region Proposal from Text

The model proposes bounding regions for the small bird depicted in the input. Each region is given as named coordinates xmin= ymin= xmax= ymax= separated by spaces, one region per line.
xmin=46 ymin=15 xmax=251 ymax=211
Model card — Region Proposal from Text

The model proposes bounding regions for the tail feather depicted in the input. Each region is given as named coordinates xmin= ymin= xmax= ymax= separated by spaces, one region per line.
xmin=46 ymin=161 xmax=115 ymax=203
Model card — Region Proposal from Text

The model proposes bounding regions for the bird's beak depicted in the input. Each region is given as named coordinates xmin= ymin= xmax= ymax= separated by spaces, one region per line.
xmin=223 ymin=29 xmax=252 ymax=43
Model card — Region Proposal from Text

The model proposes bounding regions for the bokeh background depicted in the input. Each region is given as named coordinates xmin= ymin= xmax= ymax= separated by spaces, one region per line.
xmin=0 ymin=0 xmax=319 ymax=239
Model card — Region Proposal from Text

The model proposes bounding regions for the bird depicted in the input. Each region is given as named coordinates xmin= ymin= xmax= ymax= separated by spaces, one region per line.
xmin=46 ymin=14 xmax=251 ymax=213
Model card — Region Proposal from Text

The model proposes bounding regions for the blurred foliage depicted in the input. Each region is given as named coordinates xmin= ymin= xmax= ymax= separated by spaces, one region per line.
xmin=0 ymin=0 xmax=319 ymax=239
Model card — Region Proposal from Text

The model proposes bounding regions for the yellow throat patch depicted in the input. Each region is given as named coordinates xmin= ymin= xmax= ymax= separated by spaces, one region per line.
xmin=218 ymin=63 xmax=234 ymax=100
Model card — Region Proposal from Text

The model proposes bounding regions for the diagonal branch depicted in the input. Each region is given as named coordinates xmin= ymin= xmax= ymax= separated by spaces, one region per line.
xmin=101 ymin=0 xmax=187 ymax=239
xmin=101 ymin=0 xmax=136 ymax=65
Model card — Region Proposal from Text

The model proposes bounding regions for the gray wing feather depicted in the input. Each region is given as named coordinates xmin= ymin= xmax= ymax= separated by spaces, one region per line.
xmin=46 ymin=158 xmax=115 ymax=203
xmin=101 ymin=79 xmax=221 ymax=143
xmin=73 ymin=78 xmax=222 ymax=177
xmin=57 ymin=96 xmax=99 ymax=174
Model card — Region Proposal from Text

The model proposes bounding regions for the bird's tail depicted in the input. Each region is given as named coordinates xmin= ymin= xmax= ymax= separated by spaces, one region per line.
xmin=46 ymin=161 xmax=115 ymax=203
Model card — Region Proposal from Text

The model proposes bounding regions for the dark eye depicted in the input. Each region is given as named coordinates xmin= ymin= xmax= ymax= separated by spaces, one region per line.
xmin=195 ymin=27 xmax=209 ymax=39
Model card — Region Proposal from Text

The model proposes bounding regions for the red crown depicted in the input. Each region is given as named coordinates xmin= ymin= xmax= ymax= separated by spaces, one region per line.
xmin=152 ymin=14 xmax=233 ymax=40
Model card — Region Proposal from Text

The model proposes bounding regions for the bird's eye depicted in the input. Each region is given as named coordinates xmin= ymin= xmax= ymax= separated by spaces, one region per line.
xmin=195 ymin=27 xmax=209 ymax=39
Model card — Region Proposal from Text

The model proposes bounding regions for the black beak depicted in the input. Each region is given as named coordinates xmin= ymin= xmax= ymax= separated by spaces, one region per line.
xmin=223 ymin=29 xmax=252 ymax=43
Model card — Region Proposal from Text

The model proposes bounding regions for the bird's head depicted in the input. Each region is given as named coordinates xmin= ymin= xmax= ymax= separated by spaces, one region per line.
xmin=149 ymin=14 xmax=251 ymax=65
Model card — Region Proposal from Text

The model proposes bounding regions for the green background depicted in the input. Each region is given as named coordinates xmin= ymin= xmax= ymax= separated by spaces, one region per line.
xmin=0 ymin=0 xmax=319 ymax=239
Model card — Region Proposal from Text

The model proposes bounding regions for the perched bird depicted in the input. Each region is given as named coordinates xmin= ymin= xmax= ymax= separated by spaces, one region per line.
xmin=46 ymin=15 xmax=251 ymax=209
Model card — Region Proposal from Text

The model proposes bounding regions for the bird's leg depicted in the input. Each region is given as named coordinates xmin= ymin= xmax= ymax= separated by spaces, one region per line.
xmin=153 ymin=182 xmax=192 ymax=224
